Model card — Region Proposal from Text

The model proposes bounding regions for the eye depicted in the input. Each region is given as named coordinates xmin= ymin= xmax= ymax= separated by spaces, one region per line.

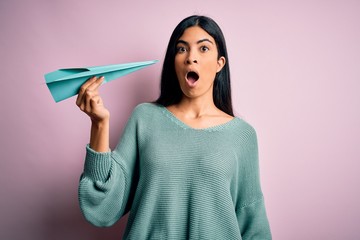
xmin=176 ymin=46 xmax=187 ymax=53
xmin=200 ymin=46 xmax=209 ymax=52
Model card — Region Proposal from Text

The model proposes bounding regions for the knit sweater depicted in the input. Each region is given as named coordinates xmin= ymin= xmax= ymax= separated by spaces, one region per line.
xmin=79 ymin=103 xmax=271 ymax=239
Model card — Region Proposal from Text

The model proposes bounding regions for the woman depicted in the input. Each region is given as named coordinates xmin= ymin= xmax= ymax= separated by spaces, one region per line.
xmin=77 ymin=15 xmax=272 ymax=239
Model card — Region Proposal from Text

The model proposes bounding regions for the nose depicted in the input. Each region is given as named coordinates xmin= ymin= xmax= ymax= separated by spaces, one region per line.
xmin=185 ymin=50 xmax=198 ymax=64
xmin=186 ymin=59 xmax=198 ymax=64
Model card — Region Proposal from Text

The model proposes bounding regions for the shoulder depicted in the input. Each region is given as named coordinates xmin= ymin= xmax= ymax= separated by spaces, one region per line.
xmin=232 ymin=117 xmax=257 ymax=137
xmin=133 ymin=102 xmax=162 ymax=112
xmin=129 ymin=102 xmax=164 ymax=121
xmin=227 ymin=117 xmax=259 ymax=150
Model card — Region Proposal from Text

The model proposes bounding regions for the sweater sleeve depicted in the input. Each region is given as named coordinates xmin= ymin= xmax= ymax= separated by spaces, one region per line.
xmin=78 ymin=109 xmax=139 ymax=227
xmin=235 ymin=125 xmax=272 ymax=239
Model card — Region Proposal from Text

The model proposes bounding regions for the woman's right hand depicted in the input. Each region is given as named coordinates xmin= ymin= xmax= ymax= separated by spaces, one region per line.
xmin=76 ymin=76 xmax=110 ymax=124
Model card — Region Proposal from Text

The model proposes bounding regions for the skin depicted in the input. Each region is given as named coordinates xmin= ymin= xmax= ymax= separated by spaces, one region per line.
xmin=77 ymin=25 xmax=233 ymax=152
xmin=167 ymin=26 xmax=233 ymax=129
xmin=76 ymin=76 xmax=109 ymax=152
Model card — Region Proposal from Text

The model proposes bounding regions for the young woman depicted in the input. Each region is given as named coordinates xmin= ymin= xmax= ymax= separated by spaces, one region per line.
xmin=76 ymin=15 xmax=272 ymax=239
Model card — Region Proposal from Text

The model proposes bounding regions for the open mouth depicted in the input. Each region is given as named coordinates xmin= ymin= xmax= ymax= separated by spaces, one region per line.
xmin=186 ymin=71 xmax=199 ymax=84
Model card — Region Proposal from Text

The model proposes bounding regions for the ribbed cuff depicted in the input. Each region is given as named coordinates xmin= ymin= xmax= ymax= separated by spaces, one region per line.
xmin=83 ymin=144 xmax=112 ymax=181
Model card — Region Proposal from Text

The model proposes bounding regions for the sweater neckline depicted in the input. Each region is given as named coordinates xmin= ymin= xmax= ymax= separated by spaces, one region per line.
xmin=160 ymin=105 xmax=238 ymax=132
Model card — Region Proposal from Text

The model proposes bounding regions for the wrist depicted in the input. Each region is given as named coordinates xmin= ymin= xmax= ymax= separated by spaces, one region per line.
xmin=90 ymin=117 xmax=110 ymax=153
xmin=91 ymin=116 xmax=110 ymax=128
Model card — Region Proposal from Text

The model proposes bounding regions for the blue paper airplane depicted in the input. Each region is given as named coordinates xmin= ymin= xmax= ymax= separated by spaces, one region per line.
xmin=45 ymin=60 xmax=158 ymax=102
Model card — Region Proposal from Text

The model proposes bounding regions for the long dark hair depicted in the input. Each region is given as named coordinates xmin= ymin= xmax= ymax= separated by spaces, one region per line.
xmin=155 ymin=15 xmax=233 ymax=116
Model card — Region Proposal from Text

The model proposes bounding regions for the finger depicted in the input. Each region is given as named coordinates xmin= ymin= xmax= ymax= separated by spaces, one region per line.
xmin=87 ymin=76 xmax=105 ymax=92
xmin=82 ymin=77 xmax=104 ymax=110
xmin=85 ymin=89 xmax=96 ymax=113
xmin=78 ymin=91 xmax=90 ymax=112
xmin=90 ymin=95 xmax=101 ymax=109
xmin=83 ymin=76 xmax=99 ymax=89
xmin=76 ymin=76 xmax=97 ymax=106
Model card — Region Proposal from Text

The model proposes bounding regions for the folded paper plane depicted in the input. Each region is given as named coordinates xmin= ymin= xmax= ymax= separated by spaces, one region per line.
xmin=45 ymin=60 xmax=158 ymax=102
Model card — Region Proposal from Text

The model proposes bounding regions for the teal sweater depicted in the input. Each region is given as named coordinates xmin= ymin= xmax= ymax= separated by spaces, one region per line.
xmin=79 ymin=103 xmax=271 ymax=239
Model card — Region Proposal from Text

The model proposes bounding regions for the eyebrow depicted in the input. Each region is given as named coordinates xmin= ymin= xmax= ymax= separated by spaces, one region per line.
xmin=176 ymin=38 xmax=214 ymax=46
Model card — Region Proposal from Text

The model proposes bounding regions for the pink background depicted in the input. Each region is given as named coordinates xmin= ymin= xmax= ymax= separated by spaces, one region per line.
xmin=1 ymin=0 xmax=359 ymax=239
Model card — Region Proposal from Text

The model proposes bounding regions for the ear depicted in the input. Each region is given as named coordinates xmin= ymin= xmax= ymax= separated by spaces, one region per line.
xmin=216 ymin=56 xmax=226 ymax=73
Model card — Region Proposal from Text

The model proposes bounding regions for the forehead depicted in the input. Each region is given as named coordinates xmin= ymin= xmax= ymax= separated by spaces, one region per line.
xmin=178 ymin=26 xmax=215 ymax=43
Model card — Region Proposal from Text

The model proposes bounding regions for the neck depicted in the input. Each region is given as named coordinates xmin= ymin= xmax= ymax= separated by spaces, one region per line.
xmin=175 ymin=95 xmax=217 ymax=119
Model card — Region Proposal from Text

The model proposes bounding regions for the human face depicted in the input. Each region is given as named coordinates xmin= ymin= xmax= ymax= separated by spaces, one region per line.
xmin=174 ymin=26 xmax=226 ymax=101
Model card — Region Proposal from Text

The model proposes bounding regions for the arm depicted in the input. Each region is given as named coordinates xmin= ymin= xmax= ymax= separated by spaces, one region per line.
xmin=76 ymin=76 xmax=109 ymax=152
xmin=78 ymin=109 xmax=139 ymax=227
xmin=76 ymin=77 xmax=138 ymax=226
xmin=237 ymin=198 xmax=271 ymax=240
xmin=235 ymin=126 xmax=272 ymax=239
xmin=90 ymin=119 xmax=109 ymax=152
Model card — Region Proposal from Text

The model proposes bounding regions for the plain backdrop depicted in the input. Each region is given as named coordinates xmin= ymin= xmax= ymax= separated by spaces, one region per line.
xmin=1 ymin=0 xmax=359 ymax=239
